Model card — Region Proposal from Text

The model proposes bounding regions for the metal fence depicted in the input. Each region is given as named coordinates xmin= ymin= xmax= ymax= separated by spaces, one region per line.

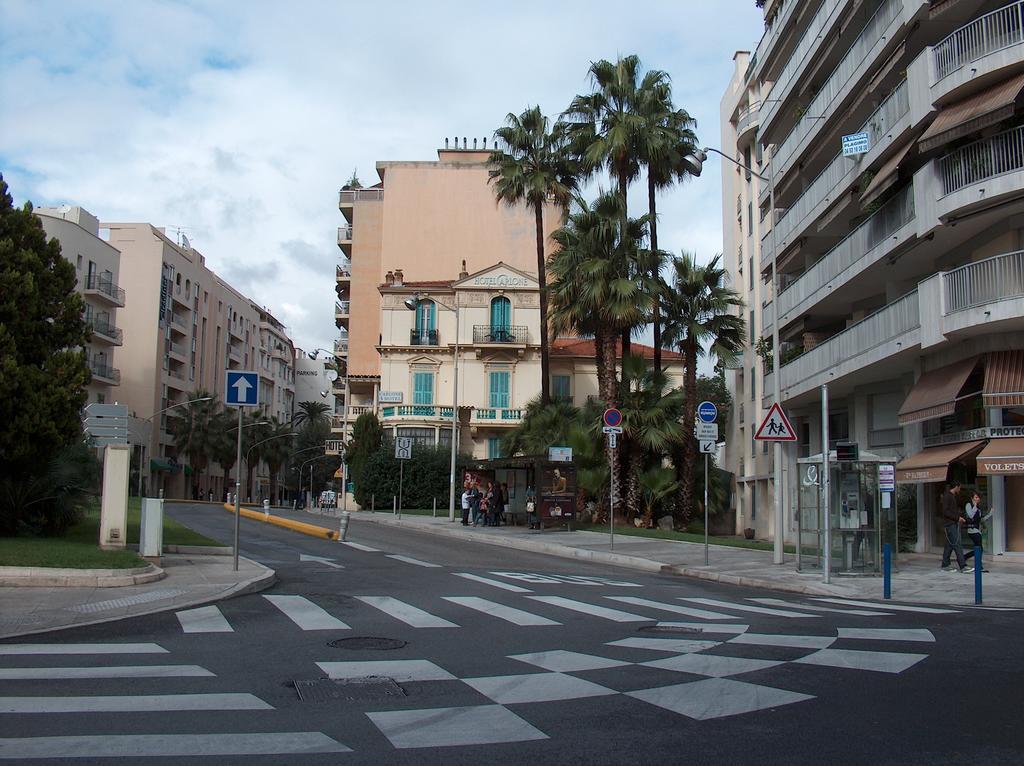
xmin=337 ymin=226 xmax=353 ymax=241
xmin=88 ymin=359 xmax=121 ymax=383
xmin=410 ymin=329 xmax=439 ymax=346
xmin=472 ymin=325 xmax=529 ymax=344
xmin=85 ymin=273 xmax=126 ymax=305
xmin=933 ymin=1 xmax=1024 ymax=80
xmin=944 ymin=249 xmax=1024 ymax=313
xmin=938 ymin=124 xmax=1024 ymax=195
xmin=335 ymin=300 xmax=351 ymax=314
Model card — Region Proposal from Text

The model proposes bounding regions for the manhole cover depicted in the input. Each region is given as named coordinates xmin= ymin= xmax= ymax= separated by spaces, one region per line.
xmin=328 ymin=636 xmax=407 ymax=650
xmin=294 ymin=677 xmax=407 ymax=703
xmin=638 ymin=625 xmax=702 ymax=634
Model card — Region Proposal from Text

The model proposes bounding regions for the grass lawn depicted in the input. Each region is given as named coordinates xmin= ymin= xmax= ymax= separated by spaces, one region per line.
xmin=574 ymin=522 xmax=797 ymax=554
xmin=0 ymin=497 xmax=220 ymax=569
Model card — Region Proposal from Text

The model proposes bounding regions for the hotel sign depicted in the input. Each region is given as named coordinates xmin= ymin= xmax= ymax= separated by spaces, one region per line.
xmin=378 ymin=391 xmax=403 ymax=403
xmin=473 ymin=274 xmax=529 ymax=288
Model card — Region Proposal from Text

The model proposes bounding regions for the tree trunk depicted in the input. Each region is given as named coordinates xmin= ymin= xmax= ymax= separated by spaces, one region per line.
xmin=600 ymin=331 xmax=622 ymax=511
xmin=593 ymin=328 xmax=609 ymax=407
xmin=679 ymin=337 xmax=699 ymax=524
xmin=648 ymin=175 xmax=662 ymax=372
xmin=618 ymin=166 xmax=631 ymax=360
xmin=626 ymin=442 xmax=643 ymax=524
xmin=534 ymin=200 xmax=551 ymax=405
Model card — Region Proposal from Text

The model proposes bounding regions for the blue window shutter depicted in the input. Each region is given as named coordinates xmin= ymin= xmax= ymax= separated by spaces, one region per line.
xmin=490 ymin=297 xmax=510 ymax=330
xmin=413 ymin=372 xmax=434 ymax=405
xmin=489 ymin=371 xmax=510 ymax=408
xmin=416 ymin=301 xmax=435 ymax=333
xmin=488 ymin=438 xmax=501 ymax=459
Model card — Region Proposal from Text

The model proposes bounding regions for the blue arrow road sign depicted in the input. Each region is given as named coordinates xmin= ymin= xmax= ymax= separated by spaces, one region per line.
xmin=697 ymin=401 xmax=718 ymax=423
xmin=225 ymin=370 xmax=259 ymax=407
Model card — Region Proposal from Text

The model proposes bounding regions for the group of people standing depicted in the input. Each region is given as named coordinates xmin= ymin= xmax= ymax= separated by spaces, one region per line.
xmin=460 ymin=480 xmax=509 ymax=527
xmin=937 ymin=480 xmax=992 ymax=573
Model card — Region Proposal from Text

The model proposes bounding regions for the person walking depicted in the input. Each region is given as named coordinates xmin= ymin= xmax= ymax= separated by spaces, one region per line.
xmin=525 ymin=484 xmax=538 ymax=530
xmin=469 ymin=482 xmax=482 ymax=526
xmin=460 ymin=482 xmax=471 ymax=526
xmin=483 ymin=482 xmax=496 ymax=527
xmin=501 ymin=482 xmax=510 ymax=526
xmin=962 ymin=491 xmax=992 ymax=572
xmin=938 ymin=480 xmax=971 ymax=573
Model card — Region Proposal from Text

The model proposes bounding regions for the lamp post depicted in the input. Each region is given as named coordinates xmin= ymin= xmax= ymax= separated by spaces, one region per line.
xmin=297 ymin=453 xmax=330 ymax=507
xmin=136 ymin=396 xmax=214 ymax=499
xmin=405 ymin=292 xmax=460 ymax=523
xmin=229 ymin=419 xmax=270 ymax=572
xmin=309 ymin=348 xmax=349 ymax=509
xmin=684 ymin=144 xmax=784 ymax=565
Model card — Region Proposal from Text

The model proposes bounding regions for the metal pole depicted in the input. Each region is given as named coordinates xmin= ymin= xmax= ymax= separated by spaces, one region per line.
xmin=398 ymin=460 xmax=404 ymax=519
xmin=974 ymin=549 xmax=983 ymax=605
xmin=704 ymin=453 xmax=710 ymax=566
xmin=609 ymin=435 xmax=615 ymax=550
xmin=309 ymin=464 xmax=313 ymax=509
xmin=769 ymin=154 xmax=784 ymax=566
xmin=433 ymin=497 xmax=437 ymax=518
xmin=232 ymin=406 xmax=242 ymax=572
xmin=138 ymin=442 xmax=145 ymax=499
xmin=449 ymin=302 xmax=459 ymax=522
xmin=821 ymin=383 xmax=831 ymax=584
xmin=883 ymin=543 xmax=892 ymax=600
xmin=341 ymin=460 xmax=348 ymax=514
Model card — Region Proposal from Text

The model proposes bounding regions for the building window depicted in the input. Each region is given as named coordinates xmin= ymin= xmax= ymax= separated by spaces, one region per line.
xmin=748 ymin=257 xmax=753 ymax=291
xmin=76 ymin=254 xmax=83 ymax=270
xmin=750 ymin=485 xmax=757 ymax=520
xmin=413 ymin=370 xmax=434 ymax=405
xmin=490 ymin=296 xmax=511 ymax=336
xmin=552 ymin=374 xmax=571 ymax=402
xmin=487 ymin=437 xmax=501 ymax=459
xmin=749 ymin=310 xmax=755 ymax=344
xmin=489 ymin=370 xmax=510 ymax=409
xmin=397 ymin=427 xmax=434 ymax=448
xmin=828 ymin=411 xmax=850 ymax=447
xmin=751 ymin=368 xmax=755 ymax=401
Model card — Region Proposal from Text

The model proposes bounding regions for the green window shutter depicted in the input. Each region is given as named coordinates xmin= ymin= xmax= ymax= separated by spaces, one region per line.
xmin=416 ymin=301 xmax=435 ymax=333
xmin=552 ymin=375 xmax=571 ymax=401
xmin=487 ymin=437 xmax=501 ymax=459
xmin=413 ymin=371 xmax=434 ymax=405
xmin=490 ymin=297 xmax=511 ymax=330
xmin=489 ymin=371 xmax=510 ymax=408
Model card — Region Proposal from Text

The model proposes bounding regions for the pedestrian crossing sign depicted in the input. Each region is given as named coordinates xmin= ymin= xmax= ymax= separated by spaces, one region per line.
xmin=754 ymin=403 xmax=797 ymax=442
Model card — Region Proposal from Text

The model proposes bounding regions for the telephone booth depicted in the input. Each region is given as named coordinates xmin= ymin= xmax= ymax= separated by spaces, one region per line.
xmin=796 ymin=450 xmax=898 ymax=576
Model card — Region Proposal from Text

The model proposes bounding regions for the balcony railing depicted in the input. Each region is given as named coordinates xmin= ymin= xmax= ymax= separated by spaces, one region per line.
xmin=337 ymin=226 xmax=353 ymax=242
xmin=339 ymin=188 xmax=384 ymax=205
xmin=86 ymin=316 xmax=123 ymax=345
xmin=473 ymin=408 xmax=523 ymax=421
xmin=944 ymin=249 xmax=1024 ymax=313
xmin=939 ymin=124 xmax=1024 ymax=195
xmin=84 ymin=274 xmax=126 ymax=306
xmin=472 ymin=325 xmax=529 ymax=344
xmin=169 ymin=313 xmax=188 ymax=330
xmin=335 ymin=300 xmax=351 ymax=315
xmin=228 ymin=345 xmax=242 ymax=360
xmin=167 ymin=340 xmax=188 ymax=358
xmin=410 ymin=329 xmax=439 ymax=346
xmin=380 ymin=405 xmax=454 ymax=419
xmin=934 ymin=1 xmax=1024 ymax=81
xmin=336 ymin=264 xmax=351 ymax=279
xmin=334 ymin=338 xmax=349 ymax=354
xmin=737 ymin=100 xmax=761 ymax=137
xmin=88 ymin=359 xmax=121 ymax=384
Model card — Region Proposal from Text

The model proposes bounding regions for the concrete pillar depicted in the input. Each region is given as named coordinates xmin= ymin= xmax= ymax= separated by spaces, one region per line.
xmin=99 ymin=444 xmax=130 ymax=549
xmin=988 ymin=407 xmax=1007 ymax=555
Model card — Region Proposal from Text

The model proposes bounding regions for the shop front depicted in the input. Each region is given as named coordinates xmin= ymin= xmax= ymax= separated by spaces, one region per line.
xmin=461 ymin=455 xmax=577 ymax=528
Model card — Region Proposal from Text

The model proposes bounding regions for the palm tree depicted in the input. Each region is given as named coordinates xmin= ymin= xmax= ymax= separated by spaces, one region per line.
xmin=488 ymin=106 xmax=579 ymax=404
xmin=165 ymin=391 xmax=219 ymax=498
xmin=293 ymin=400 xmax=331 ymax=430
xmin=661 ymin=253 xmax=745 ymax=524
xmin=502 ymin=396 xmax=580 ymax=458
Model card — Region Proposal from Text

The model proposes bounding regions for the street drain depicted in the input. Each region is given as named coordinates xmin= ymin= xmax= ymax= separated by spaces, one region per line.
xmin=638 ymin=625 xmax=702 ymax=634
xmin=328 ymin=636 xmax=407 ymax=651
xmin=293 ymin=677 xmax=406 ymax=703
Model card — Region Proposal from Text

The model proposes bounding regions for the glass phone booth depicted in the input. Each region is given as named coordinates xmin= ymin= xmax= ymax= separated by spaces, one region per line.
xmin=796 ymin=451 xmax=898 ymax=576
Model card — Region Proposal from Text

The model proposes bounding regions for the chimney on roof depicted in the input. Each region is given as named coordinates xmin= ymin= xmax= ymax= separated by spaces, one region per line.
xmin=473 ymin=138 xmax=477 ymax=149
xmin=385 ymin=270 xmax=395 ymax=286
xmin=394 ymin=268 xmax=404 ymax=286
xmin=463 ymin=137 xmax=467 ymax=149
xmin=483 ymin=137 xmax=487 ymax=149
xmin=459 ymin=259 xmax=468 ymax=280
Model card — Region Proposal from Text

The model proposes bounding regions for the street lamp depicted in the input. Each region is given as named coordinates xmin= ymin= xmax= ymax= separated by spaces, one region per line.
xmin=684 ymin=144 xmax=785 ymax=565
xmin=297 ymin=452 xmax=331 ymax=508
xmin=136 ymin=396 xmax=214 ymax=499
xmin=404 ymin=292 xmax=460 ymax=523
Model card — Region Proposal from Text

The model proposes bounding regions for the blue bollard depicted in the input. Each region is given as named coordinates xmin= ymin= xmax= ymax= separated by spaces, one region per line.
xmin=974 ymin=548 xmax=982 ymax=605
xmin=883 ymin=543 xmax=892 ymax=600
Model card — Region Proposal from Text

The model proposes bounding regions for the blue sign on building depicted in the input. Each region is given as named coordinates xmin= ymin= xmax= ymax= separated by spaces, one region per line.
xmin=842 ymin=131 xmax=871 ymax=157
xmin=225 ymin=370 xmax=260 ymax=407
xmin=697 ymin=401 xmax=718 ymax=423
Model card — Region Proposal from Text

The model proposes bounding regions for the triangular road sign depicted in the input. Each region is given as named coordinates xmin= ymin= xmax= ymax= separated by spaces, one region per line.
xmin=754 ymin=403 xmax=797 ymax=441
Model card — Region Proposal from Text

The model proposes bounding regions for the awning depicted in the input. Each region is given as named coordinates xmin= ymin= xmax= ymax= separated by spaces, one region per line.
xmin=150 ymin=458 xmax=183 ymax=473
xmin=977 ymin=438 xmax=1024 ymax=475
xmin=918 ymin=72 xmax=1024 ymax=153
xmin=860 ymin=140 xmax=914 ymax=207
xmin=895 ymin=440 xmax=986 ymax=483
xmin=897 ymin=356 xmax=979 ymax=425
xmin=984 ymin=350 xmax=1024 ymax=408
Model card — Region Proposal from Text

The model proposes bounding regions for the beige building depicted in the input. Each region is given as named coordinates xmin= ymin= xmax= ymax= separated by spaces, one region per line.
xmin=104 ymin=223 xmax=295 ymax=499
xmin=35 ymin=206 xmax=125 ymax=405
xmin=721 ymin=0 xmax=1024 ymax=554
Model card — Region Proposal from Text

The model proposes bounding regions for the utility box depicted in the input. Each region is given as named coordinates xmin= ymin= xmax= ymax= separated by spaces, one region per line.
xmin=139 ymin=498 xmax=164 ymax=559
xmin=99 ymin=444 xmax=130 ymax=549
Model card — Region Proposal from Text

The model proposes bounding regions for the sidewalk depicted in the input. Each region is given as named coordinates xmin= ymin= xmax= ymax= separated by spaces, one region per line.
xmin=292 ymin=505 xmax=1024 ymax=609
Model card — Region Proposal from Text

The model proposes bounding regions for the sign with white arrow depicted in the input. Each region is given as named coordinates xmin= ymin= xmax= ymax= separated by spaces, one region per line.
xmin=225 ymin=370 xmax=259 ymax=407
xmin=699 ymin=439 xmax=716 ymax=454
xmin=299 ymin=554 xmax=345 ymax=569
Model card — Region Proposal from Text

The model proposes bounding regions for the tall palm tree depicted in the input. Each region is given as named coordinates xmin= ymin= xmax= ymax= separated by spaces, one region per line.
xmin=488 ymin=106 xmax=579 ymax=404
xmin=165 ymin=391 xmax=219 ymax=498
xmin=661 ymin=253 xmax=745 ymax=523
xmin=293 ymin=400 xmax=331 ymax=430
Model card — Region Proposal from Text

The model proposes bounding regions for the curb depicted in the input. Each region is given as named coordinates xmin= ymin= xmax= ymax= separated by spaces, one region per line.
xmin=223 ymin=503 xmax=339 ymax=541
xmin=0 ymin=563 xmax=165 ymax=588
xmin=163 ymin=545 xmax=234 ymax=556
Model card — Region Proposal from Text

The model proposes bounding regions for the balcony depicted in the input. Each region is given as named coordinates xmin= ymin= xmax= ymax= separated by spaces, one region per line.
xmin=334 ymin=338 xmax=349 ymax=355
xmin=933 ymin=1 xmax=1024 ymax=82
xmin=339 ymin=188 xmax=384 ymax=205
xmin=171 ymin=286 xmax=190 ymax=309
xmin=410 ymin=329 xmax=439 ymax=346
xmin=227 ymin=345 xmax=242 ymax=361
xmin=336 ymin=263 xmax=351 ymax=281
xmin=331 ymin=406 xmax=372 ymax=429
xmin=84 ymin=274 xmax=126 ymax=307
xmin=938 ymin=124 xmax=1024 ymax=197
xmin=228 ymin=322 xmax=244 ymax=342
xmin=472 ymin=325 xmax=529 ymax=345
xmin=88 ymin=358 xmax=120 ymax=385
xmin=736 ymin=101 xmax=760 ymax=143
xmin=473 ymin=408 xmax=524 ymax=424
xmin=944 ymin=249 xmax=1024 ymax=313
xmin=167 ymin=312 xmax=189 ymax=336
xmin=165 ymin=368 xmax=188 ymax=390
xmin=86 ymin=316 xmax=123 ymax=346
xmin=337 ymin=225 xmax=353 ymax=255
xmin=749 ymin=0 xmax=800 ymax=81
xmin=167 ymin=340 xmax=188 ymax=362
xmin=380 ymin=405 xmax=455 ymax=420
xmin=335 ymin=300 xmax=350 ymax=316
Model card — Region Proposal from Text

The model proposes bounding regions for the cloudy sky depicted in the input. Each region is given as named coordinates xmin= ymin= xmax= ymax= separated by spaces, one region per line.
xmin=0 ymin=0 xmax=764 ymax=354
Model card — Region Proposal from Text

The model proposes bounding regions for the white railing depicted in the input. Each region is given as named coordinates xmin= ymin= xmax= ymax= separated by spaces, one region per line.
xmin=339 ymin=189 xmax=384 ymax=204
xmin=939 ymin=124 xmax=1024 ymax=195
xmin=944 ymin=249 xmax=1024 ymax=312
xmin=781 ymin=289 xmax=920 ymax=388
xmin=933 ymin=1 xmax=1024 ymax=80
xmin=751 ymin=0 xmax=797 ymax=75
xmin=337 ymin=226 xmax=353 ymax=241
xmin=335 ymin=300 xmax=350 ymax=314
xmin=778 ymin=183 xmax=915 ymax=313
xmin=737 ymin=101 xmax=761 ymax=136
xmin=768 ymin=81 xmax=910 ymax=259
xmin=774 ymin=0 xmax=902 ymax=170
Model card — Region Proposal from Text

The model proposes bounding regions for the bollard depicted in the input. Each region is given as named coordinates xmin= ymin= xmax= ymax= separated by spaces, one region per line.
xmin=371 ymin=494 xmax=375 ymax=513
xmin=975 ymin=548 xmax=983 ymax=605
xmin=338 ymin=511 xmax=351 ymax=542
xmin=263 ymin=498 xmax=270 ymax=520
xmin=883 ymin=543 xmax=892 ymax=600
xmin=433 ymin=497 xmax=437 ymax=518
xmin=393 ymin=496 xmax=397 ymax=515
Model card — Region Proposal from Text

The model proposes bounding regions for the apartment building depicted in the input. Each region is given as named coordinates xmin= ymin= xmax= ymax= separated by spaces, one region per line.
xmin=35 ymin=206 xmax=125 ymax=405
xmin=104 ymin=223 xmax=295 ymax=500
xmin=721 ymin=0 xmax=1024 ymax=554
xmin=332 ymin=140 xmax=561 ymax=438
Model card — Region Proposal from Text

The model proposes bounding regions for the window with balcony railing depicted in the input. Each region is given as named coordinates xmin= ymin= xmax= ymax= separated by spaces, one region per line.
xmin=939 ymin=124 xmax=1024 ymax=195
xmin=933 ymin=1 xmax=1024 ymax=81
xmin=410 ymin=329 xmax=439 ymax=346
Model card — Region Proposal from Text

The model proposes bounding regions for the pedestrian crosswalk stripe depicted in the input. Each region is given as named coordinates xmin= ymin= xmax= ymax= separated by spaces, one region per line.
xmin=728 ymin=633 xmax=836 ymax=649
xmin=341 ymin=541 xmax=379 ymax=552
xmin=526 ymin=596 xmax=652 ymax=623
xmin=386 ymin=554 xmax=441 ymax=568
xmin=750 ymin=598 xmax=892 ymax=616
xmin=263 ymin=595 xmax=351 ymax=631
xmin=812 ymin=598 xmax=959 ymax=614
xmin=836 ymin=628 xmax=935 ymax=642
xmin=793 ymin=648 xmax=928 ymax=674
xmin=606 ymin=637 xmax=721 ymax=654
xmin=453 ymin=573 xmax=532 ymax=593
xmin=317 ymin=659 xmax=456 ymax=682
xmin=442 ymin=597 xmax=560 ymax=626
xmin=355 ymin=596 xmax=458 ymax=628
xmin=0 ymin=643 xmax=167 ymax=655
xmin=605 ymin=596 xmax=737 ymax=620
xmin=0 ymin=693 xmax=272 ymax=714
xmin=680 ymin=598 xmax=817 ymax=618
xmin=176 ymin=606 xmax=234 ymax=633
xmin=656 ymin=622 xmax=750 ymax=634
xmin=0 ymin=665 xmax=214 ymax=680
xmin=0 ymin=732 xmax=350 ymax=759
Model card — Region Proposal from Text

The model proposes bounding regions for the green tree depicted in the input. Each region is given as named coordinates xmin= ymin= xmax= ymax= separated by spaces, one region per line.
xmin=292 ymin=400 xmax=331 ymax=430
xmin=488 ymin=106 xmax=579 ymax=404
xmin=346 ymin=412 xmax=385 ymax=506
xmin=359 ymin=440 xmax=459 ymax=510
xmin=661 ymin=253 xmax=745 ymax=523
xmin=165 ymin=391 xmax=219 ymax=497
xmin=501 ymin=396 xmax=580 ymax=458
xmin=257 ymin=418 xmax=294 ymax=504
xmin=0 ymin=176 xmax=92 ymax=535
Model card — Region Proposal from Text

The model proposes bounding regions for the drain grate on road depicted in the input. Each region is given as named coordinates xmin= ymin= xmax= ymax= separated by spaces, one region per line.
xmin=638 ymin=625 xmax=702 ymax=635
xmin=328 ymin=636 xmax=407 ymax=651
xmin=294 ymin=677 xmax=407 ymax=703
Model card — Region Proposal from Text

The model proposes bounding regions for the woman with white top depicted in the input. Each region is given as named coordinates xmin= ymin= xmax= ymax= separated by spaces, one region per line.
xmin=962 ymin=491 xmax=992 ymax=572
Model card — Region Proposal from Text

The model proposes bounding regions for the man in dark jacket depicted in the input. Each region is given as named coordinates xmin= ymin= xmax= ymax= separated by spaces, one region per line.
xmin=938 ymin=480 xmax=971 ymax=572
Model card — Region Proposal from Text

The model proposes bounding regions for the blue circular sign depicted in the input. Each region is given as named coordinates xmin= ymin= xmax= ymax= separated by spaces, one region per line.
xmin=603 ymin=408 xmax=623 ymax=428
xmin=697 ymin=401 xmax=718 ymax=423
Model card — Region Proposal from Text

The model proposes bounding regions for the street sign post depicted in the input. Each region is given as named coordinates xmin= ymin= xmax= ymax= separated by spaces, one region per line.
xmin=225 ymin=371 xmax=260 ymax=573
xmin=602 ymin=425 xmax=623 ymax=434
xmin=697 ymin=401 xmax=718 ymax=423
xmin=83 ymin=403 xmax=128 ymax=446
xmin=754 ymin=403 xmax=797 ymax=441
xmin=699 ymin=439 xmax=716 ymax=454
xmin=602 ymin=409 xmax=622 ymax=551
xmin=695 ymin=422 xmax=718 ymax=441
xmin=395 ymin=437 xmax=413 ymax=517
xmin=603 ymin=408 xmax=623 ymax=428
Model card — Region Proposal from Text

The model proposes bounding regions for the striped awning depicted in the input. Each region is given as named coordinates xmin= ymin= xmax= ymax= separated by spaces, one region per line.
xmin=984 ymin=350 xmax=1024 ymax=407
xmin=977 ymin=438 xmax=1024 ymax=475
xmin=918 ymin=72 xmax=1024 ymax=153
xmin=895 ymin=440 xmax=986 ymax=483
xmin=897 ymin=356 xmax=979 ymax=425
xmin=860 ymin=140 xmax=915 ymax=207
